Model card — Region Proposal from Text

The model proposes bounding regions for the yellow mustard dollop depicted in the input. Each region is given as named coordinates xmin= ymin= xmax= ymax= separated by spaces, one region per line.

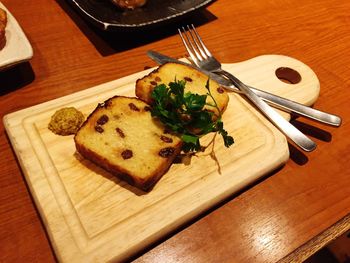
xmin=48 ymin=107 xmax=84 ymax=135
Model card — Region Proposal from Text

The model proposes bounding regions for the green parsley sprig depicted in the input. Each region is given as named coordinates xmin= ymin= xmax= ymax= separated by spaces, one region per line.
xmin=150 ymin=79 xmax=234 ymax=153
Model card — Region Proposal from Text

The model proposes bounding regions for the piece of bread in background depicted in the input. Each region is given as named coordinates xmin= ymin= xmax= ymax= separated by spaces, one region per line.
xmin=74 ymin=96 xmax=182 ymax=191
xmin=0 ymin=8 xmax=7 ymax=50
xmin=111 ymin=0 xmax=147 ymax=10
xmin=135 ymin=62 xmax=229 ymax=118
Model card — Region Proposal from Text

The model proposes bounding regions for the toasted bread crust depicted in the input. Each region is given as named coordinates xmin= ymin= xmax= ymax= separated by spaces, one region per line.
xmin=0 ymin=8 xmax=7 ymax=50
xmin=0 ymin=29 xmax=5 ymax=50
xmin=74 ymin=96 xmax=182 ymax=191
xmin=75 ymin=141 xmax=181 ymax=191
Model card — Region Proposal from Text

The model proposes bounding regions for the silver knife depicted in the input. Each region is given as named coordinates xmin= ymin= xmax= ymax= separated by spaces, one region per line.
xmin=147 ymin=50 xmax=341 ymax=127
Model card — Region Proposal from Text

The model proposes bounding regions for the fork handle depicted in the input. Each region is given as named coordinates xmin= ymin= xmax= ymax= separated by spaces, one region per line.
xmin=216 ymin=69 xmax=317 ymax=152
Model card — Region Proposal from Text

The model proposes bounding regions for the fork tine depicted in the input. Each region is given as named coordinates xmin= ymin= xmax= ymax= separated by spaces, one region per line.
xmin=186 ymin=24 xmax=211 ymax=59
xmin=185 ymin=25 xmax=207 ymax=60
xmin=189 ymin=24 xmax=212 ymax=58
xmin=178 ymin=26 xmax=203 ymax=66
xmin=178 ymin=28 xmax=199 ymax=65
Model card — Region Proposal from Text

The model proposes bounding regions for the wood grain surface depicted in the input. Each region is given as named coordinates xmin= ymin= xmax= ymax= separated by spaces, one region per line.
xmin=0 ymin=0 xmax=349 ymax=262
xmin=3 ymin=55 xmax=320 ymax=262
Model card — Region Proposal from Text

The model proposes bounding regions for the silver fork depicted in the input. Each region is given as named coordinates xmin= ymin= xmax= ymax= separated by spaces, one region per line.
xmin=178 ymin=24 xmax=317 ymax=152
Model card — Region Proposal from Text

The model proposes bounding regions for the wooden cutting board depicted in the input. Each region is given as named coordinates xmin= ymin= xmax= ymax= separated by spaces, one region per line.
xmin=3 ymin=55 xmax=320 ymax=262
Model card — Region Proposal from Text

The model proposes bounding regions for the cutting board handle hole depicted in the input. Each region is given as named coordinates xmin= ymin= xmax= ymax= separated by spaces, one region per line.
xmin=275 ymin=67 xmax=301 ymax=84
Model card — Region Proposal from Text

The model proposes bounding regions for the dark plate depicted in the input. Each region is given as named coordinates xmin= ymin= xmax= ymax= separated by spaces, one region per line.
xmin=69 ymin=0 xmax=214 ymax=31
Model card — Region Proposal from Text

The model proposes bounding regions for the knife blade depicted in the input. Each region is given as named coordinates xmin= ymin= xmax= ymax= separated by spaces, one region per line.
xmin=147 ymin=50 xmax=341 ymax=127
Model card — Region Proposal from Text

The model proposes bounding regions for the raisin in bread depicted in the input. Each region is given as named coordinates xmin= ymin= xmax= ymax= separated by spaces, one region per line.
xmin=74 ymin=96 xmax=182 ymax=191
xmin=136 ymin=62 xmax=229 ymax=117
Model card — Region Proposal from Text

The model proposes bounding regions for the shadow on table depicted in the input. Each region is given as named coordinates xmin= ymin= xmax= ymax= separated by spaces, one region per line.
xmin=288 ymin=119 xmax=333 ymax=165
xmin=55 ymin=0 xmax=217 ymax=56
xmin=0 ymin=62 xmax=35 ymax=96
xmin=291 ymin=119 xmax=333 ymax=142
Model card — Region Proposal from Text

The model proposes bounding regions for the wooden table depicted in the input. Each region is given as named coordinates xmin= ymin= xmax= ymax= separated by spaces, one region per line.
xmin=1 ymin=0 xmax=349 ymax=262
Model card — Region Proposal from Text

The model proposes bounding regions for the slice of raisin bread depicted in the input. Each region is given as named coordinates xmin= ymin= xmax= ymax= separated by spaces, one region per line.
xmin=136 ymin=62 xmax=229 ymax=117
xmin=74 ymin=96 xmax=183 ymax=191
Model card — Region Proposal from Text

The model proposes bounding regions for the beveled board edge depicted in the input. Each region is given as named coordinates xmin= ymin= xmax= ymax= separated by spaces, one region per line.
xmin=2 ymin=54 xmax=322 ymax=261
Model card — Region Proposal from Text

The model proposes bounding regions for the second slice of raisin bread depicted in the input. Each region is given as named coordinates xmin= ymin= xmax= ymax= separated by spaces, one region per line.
xmin=74 ymin=96 xmax=183 ymax=191
xmin=135 ymin=62 xmax=229 ymax=117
